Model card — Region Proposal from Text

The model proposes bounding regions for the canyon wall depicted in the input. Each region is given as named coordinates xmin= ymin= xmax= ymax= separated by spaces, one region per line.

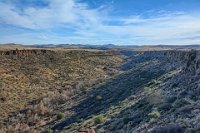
xmin=0 ymin=49 xmax=50 ymax=56
xmin=142 ymin=50 xmax=200 ymax=74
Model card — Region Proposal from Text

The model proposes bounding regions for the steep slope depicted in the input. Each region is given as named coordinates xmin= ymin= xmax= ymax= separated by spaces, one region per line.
xmin=0 ymin=48 xmax=199 ymax=133
xmin=99 ymin=50 xmax=200 ymax=133
xmin=51 ymin=50 xmax=200 ymax=133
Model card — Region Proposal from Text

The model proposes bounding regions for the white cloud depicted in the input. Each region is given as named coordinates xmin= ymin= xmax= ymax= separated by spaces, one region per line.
xmin=0 ymin=0 xmax=200 ymax=45
xmin=0 ymin=0 xmax=102 ymax=29
xmin=98 ymin=12 xmax=200 ymax=44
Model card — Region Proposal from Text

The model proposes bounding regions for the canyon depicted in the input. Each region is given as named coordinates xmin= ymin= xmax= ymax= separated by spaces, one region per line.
xmin=0 ymin=44 xmax=199 ymax=133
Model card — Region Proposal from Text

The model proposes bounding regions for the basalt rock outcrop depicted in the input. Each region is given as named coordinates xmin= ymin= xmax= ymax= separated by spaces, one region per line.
xmin=0 ymin=49 xmax=50 ymax=56
xmin=123 ymin=50 xmax=200 ymax=74
xmin=185 ymin=50 xmax=200 ymax=74
xmin=148 ymin=50 xmax=200 ymax=74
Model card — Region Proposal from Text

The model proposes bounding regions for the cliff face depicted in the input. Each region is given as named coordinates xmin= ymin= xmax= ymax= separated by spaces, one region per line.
xmin=122 ymin=50 xmax=200 ymax=74
xmin=185 ymin=50 xmax=200 ymax=74
xmin=142 ymin=50 xmax=200 ymax=74
xmin=0 ymin=49 xmax=50 ymax=56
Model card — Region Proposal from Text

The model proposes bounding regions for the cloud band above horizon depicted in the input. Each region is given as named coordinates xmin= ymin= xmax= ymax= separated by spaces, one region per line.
xmin=0 ymin=0 xmax=200 ymax=45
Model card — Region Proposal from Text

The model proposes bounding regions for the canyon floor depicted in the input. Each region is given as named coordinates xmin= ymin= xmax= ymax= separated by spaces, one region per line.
xmin=0 ymin=44 xmax=200 ymax=133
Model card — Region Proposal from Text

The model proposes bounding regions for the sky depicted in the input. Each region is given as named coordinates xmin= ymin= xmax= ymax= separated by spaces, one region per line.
xmin=0 ymin=0 xmax=200 ymax=45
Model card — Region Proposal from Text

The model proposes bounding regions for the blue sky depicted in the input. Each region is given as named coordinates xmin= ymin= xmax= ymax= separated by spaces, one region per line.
xmin=0 ymin=0 xmax=200 ymax=45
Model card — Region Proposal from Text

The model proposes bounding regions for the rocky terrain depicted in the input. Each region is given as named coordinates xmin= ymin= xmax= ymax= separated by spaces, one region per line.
xmin=0 ymin=45 xmax=200 ymax=133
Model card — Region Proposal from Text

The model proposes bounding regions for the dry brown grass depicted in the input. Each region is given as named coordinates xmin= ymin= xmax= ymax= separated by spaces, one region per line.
xmin=0 ymin=46 xmax=124 ymax=132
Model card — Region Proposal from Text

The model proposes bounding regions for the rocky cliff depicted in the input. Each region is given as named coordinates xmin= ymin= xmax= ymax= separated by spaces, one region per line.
xmin=0 ymin=49 xmax=50 ymax=56
xmin=132 ymin=50 xmax=200 ymax=74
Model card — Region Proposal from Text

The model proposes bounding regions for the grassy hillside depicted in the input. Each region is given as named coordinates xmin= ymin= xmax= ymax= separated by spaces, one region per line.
xmin=0 ymin=48 xmax=124 ymax=132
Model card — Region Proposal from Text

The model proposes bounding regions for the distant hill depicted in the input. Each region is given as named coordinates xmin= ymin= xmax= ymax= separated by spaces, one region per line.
xmin=143 ymin=44 xmax=200 ymax=50
xmin=1 ymin=43 xmax=199 ymax=50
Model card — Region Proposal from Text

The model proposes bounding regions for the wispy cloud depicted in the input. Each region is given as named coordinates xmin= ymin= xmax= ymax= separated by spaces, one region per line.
xmin=0 ymin=0 xmax=200 ymax=45
xmin=115 ymin=11 xmax=200 ymax=40
xmin=0 ymin=0 xmax=102 ymax=29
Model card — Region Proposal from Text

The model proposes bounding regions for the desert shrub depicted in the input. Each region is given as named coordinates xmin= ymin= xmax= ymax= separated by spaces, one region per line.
xmin=148 ymin=111 xmax=160 ymax=118
xmin=75 ymin=81 xmax=84 ymax=90
xmin=0 ymin=96 xmax=6 ymax=102
xmin=193 ymin=87 xmax=200 ymax=96
xmin=57 ymin=112 xmax=65 ymax=119
xmin=45 ymin=129 xmax=53 ymax=133
xmin=134 ymin=99 xmax=147 ymax=108
xmin=173 ymin=99 xmax=189 ymax=108
xmin=45 ymin=92 xmax=69 ymax=107
xmin=67 ymin=122 xmax=79 ymax=130
xmin=178 ymin=90 xmax=188 ymax=97
xmin=158 ymin=103 xmax=172 ymax=112
xmin=147 ymin=91 xmax=164 ymax=105
xmin=31 ymin=102 xmax=49 ymax=115
xmin=166 ymin=96 xmax=177 ymax=103
xmin=151 ymin=79 xmax=162 ymax=85
xmin=171 ymin=83 xmax=178 ymax=88
xmin=93 ymin=115 xmax=105 ymax=124
xmin=177 ymin=105 xmax=193 ymax=113
xmin=123 ymin=117 xmax=134 ymax=124
xmin=52 ymin=94 xmax=68 ymax=105
xmin=30 ymin=78 xmax=40 ymax=85
xmin=149 ymin=118 xmax=157 ymax=124
xmin=123 ymin=116 xmax=142 ymax=126
xmin=95 ymin=95 xmax=103 ymax=101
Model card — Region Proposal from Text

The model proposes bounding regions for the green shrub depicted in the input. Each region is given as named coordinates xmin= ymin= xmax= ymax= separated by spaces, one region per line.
xmin=148 ymin=111 xmax=160 ymax=118
xmin=45 ymin=129 xmax=53 ymax=133
xmin=93 ymin=115 xmax=105 ymax=124
xmin=149 ymin=118 xmax=157 ymax=124
xmin=95 ymin=95 xmax=103 ymax=101
xmin=57 ymin=112 xmax=65 ymax=119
